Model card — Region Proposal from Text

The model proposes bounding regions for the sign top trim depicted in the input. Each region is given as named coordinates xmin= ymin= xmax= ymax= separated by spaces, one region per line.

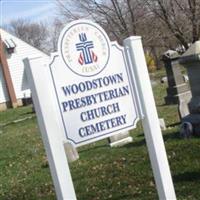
xmin=58 ymin=20 xmax=111 ymax=77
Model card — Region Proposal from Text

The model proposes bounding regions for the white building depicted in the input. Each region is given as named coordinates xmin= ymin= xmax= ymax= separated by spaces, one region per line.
xmin=0 ymin=28 xmax=49 ymax=111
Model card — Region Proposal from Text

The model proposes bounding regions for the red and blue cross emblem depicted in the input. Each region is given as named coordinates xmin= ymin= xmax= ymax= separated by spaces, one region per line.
xmin=76 ymin=33 xmax=98 ymax=65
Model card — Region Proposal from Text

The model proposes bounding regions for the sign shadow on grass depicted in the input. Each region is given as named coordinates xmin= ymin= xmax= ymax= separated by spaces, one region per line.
xmin=163 ymin=132 xmax=181 ymax=142
xmin=173 ymin=171 xmax=200 ymax=183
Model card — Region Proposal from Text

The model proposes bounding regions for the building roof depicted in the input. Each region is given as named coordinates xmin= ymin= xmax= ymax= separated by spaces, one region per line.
xmin=0 ymin=28 xmax=49 ymax=58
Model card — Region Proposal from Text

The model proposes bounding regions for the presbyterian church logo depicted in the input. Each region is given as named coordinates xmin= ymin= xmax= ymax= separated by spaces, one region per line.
xmin=76 ymin=33 xmax=98 ymax=65
xmin=58 ymin=20 xmax=110 ymax=77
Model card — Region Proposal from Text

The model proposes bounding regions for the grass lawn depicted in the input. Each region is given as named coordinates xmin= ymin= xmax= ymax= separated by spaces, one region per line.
xmin=0 ymin=69 xmax=200 ymax=200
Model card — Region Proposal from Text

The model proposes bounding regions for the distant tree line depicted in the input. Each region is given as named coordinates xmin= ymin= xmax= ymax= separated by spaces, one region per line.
xmin=6 ymin=0 xmax=200 ymax=67
xmin=7 ymin=18 xmax=63 ymax=54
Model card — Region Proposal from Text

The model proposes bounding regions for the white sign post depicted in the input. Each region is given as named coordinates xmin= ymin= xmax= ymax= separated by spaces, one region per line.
xmin=123 ymin=37 xmax=176 ymax=199
xmin=26 ymin=20 xmax=176 ymax=200
xmin=25 ymin=57 xmax=77 ymax=200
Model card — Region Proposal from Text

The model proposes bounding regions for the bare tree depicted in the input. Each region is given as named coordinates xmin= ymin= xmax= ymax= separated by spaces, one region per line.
xmin=47 ymin=18 xmax=64 ymax=52
xmin=55 ymin=0 xmax=165 ymax=67
xmin=55 ymin=0 xmax=200 ymax=69
xmin=8 ymin=19 xmax=49 ymax=53
xmin=56 ymin=0 xmax=200 ymax=47
xmin=55 ymin=0 xmax=148 ymax=42
xmin=145 ymin=0 xmax=200 ymax=49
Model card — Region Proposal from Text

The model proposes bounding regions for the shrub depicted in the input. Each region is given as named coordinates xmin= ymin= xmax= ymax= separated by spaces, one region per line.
xmin=145 ymin=53 xmax=157 ymax=72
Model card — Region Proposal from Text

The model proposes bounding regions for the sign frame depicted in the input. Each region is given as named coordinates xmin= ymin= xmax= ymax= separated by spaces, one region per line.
xmin=49 ymin=40 xmax=140 ymax=147
xmin=25 ymin=20 xmax=176 ymax=200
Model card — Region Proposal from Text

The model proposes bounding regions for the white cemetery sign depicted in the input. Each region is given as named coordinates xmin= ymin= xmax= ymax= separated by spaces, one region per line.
xmin=49 ymin=20 xmax=139 ymax=146
xmin=26 ymin=20 xmax=176 ymax=200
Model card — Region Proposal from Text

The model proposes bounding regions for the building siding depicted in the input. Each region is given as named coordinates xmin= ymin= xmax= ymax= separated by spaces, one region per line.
xmin=0 ymin=29 xmax=49 ymax=105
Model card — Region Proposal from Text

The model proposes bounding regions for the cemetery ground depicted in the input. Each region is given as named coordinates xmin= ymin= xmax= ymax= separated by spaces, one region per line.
xmin=0 ymin=69 xmax=200 ymax=200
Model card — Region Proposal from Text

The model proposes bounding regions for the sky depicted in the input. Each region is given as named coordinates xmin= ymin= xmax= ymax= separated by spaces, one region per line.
xmin=0 ymin=0 xmax=58 ymax=28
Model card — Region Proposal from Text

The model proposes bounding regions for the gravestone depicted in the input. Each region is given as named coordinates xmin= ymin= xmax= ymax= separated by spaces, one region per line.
xmin=159 ymin=118 xmax=166 ymax=130
xmin=162 ymin=50 xmax=191 ymax=118
xmin=179 ymin=41 xmax=200 ymax=135
xmin=108 ymin=131 xmax=133 ymax=147
xmin=64 ymin=142 xmax=79 ymax=163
